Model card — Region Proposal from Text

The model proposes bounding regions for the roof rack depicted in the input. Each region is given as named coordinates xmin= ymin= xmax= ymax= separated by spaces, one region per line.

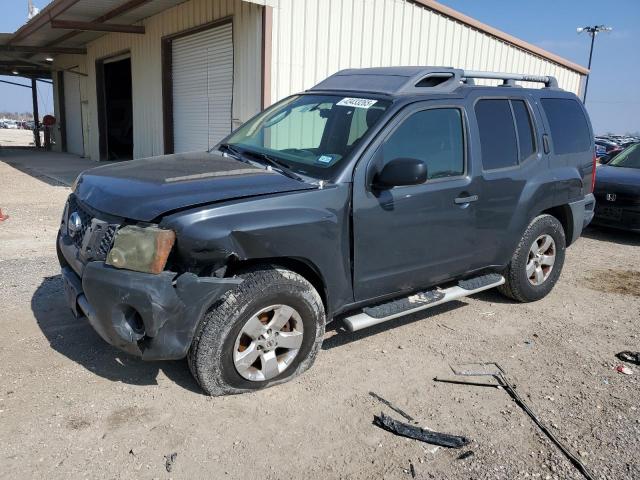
xmin=461 ymin=70 xmax=559 ymax=89
xmin=309 ymin=67 xmax=560 ymax=96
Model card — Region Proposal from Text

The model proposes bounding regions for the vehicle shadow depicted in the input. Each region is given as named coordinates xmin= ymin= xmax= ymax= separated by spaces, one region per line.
xmin=31 ymin=275 xmax=204 ymax=394
xmin=582 ymin=225 xmax=640 ymax=247
xmin=323 ymin=300 xmax=467 ymax=350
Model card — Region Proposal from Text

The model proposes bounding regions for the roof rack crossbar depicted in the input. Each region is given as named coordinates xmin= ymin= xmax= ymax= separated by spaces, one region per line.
xmin=461 ymin=70 xmax=558 ymax=88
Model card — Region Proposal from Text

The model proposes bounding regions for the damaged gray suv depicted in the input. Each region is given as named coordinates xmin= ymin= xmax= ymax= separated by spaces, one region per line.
xmin=58 ymin=67 xmax=596 ymax=395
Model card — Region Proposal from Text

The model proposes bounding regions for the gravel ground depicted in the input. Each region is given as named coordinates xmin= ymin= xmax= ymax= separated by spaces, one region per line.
xmin=1 ymin=154 xmax=639 ymax=480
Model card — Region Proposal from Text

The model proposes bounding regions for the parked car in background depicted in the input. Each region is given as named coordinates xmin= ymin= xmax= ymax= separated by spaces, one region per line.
xmin=0 ymin=120 xmax=7 ymax=129
xmin=595 ymin=138 xmax=623 ymax=162
xmin=593 ymin=143 xmax=640 ymax=232
xmin=5 ymin=120 xmax=18 ymax=129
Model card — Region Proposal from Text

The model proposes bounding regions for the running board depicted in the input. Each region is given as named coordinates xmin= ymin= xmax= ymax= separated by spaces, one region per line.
xmin=344 ymin=274 xmax=505 ymax=332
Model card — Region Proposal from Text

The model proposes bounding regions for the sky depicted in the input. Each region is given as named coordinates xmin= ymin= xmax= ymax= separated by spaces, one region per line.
xmin=0 ymin=1 xmax=54 ymax=117
xmin=1 ymin=0 xmax=639 ymax=133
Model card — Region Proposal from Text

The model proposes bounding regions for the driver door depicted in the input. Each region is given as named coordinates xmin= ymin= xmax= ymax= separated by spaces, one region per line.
xmin=352 ymin=101 xmax=481 ymax=302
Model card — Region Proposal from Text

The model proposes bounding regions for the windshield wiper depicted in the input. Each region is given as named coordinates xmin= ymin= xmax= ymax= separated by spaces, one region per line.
xmin=219 ymin=143 xmax=248 ymax=163
xmin=239 ymin=149 xmax=305 ymax=182
xmin=219 ymin=143 xmax=305 ymax=182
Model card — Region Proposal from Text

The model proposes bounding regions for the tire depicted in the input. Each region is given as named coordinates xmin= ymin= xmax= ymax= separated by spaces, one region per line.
xmin=498 ymin=214 xmax=566 ymax=303
xmin=188 ymin=265 xmax=325 ymax=396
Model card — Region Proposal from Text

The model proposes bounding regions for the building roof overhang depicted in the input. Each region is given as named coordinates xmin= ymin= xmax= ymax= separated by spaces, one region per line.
xmin=0 ymin=0 xmax=588 ymax=80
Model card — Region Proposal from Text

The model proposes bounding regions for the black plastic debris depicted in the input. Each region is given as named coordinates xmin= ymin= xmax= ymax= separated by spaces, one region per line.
xmin=616 ymin=351 xmax=640 ymax=365
xmin=457 ymin=450 xmax=474 ymax=461
xmin=409 ymin=460 xmax=416 ymax=478
xmin=373 ymin=412 xmax=470 ymax=448
xmin=164 ymin=452 xmax=177 ymax=473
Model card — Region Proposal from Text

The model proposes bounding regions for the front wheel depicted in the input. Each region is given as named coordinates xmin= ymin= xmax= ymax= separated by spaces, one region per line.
xmin=498 ymin=214 xmax=566 ymax=302
xmin=188 ymin=265 xmax=325 ymax=396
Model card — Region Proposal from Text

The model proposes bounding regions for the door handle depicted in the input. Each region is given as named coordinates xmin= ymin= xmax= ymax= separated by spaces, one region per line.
xmin=542 ymin=134 xmax=551 ymax=154
xmin=454 ymin=194 xmax=479 ymax=204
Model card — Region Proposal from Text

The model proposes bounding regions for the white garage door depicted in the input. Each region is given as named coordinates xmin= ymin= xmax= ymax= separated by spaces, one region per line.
xmin=63 ymin=72 xmax=84 ymax=156
xmin=172 ymin=22 xmax=234 ymax=153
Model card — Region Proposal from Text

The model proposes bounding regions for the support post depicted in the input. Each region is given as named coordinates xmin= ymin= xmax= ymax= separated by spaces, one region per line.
xmin=31 ymin=78 xmax=41 ymax=148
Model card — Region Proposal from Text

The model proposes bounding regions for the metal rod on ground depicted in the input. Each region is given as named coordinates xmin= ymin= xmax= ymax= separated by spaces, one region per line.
xmin=494 ymin=370 xmax=596 ymax=480
xmin=433 ymin=377 xmax=501 ymax=389
xmin=31 ymin=78 xmax=41 ymax=148
xmin=444 ymin=363 xmax=596 ymax=480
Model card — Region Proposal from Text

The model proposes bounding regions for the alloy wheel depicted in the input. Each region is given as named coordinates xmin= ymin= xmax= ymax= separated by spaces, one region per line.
xmin=526 ymin=234 xmax=556 ymax=286
xmin=233 ymin=304 xmax=304 ymax=381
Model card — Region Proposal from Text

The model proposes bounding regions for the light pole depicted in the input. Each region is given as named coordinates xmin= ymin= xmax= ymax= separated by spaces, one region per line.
xmin=577 ymin=25 xmax=612 ymax=103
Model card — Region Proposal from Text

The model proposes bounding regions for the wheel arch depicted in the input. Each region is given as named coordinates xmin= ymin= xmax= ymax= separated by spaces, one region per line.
xmin=225 ymin=256 xmax=330 ymax=317
xmin=541 ymin=204 xmax=574 ymax=246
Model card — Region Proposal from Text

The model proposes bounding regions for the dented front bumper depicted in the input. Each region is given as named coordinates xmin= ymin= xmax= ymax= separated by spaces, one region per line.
xmin=58 ymin=234 xmax=240 ymax=360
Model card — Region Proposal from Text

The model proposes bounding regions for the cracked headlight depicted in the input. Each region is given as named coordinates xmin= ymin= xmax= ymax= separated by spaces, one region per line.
xmin=106 ymin=225 xmax=175 ymax=274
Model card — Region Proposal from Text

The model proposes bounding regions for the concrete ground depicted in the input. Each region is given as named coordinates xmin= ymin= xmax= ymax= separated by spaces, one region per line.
xmin=0 ymin=150 xmax=639 ymax=480
xmin=0 ymin=147 xmax=95 ymax=186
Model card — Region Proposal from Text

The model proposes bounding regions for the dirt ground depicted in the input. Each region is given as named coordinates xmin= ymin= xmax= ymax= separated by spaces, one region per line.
xmin=0 ymin=129 xmax=43 ymax=148
xmin=1 ymin=152 xmax=639 ymax=480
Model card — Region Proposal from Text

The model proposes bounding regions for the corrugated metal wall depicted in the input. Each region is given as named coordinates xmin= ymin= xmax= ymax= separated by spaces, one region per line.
xmin=55 ymin=0 xmax=262 ymax=161
xmin=270 ymin=0 xmax=583 ymax=103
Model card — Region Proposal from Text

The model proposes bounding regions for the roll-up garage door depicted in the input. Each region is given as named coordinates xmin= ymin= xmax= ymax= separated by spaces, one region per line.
xmin=172 ymin=22 xmax=233 ymax=153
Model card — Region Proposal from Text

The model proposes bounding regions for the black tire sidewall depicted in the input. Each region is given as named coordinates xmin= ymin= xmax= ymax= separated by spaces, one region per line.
xmin=191 ymin=266 xmax=325 ymax=395
xmin=510 ymin=215 xmax=566 ymax=301
xmin=219 ymin=288 xmax=319 ymax=390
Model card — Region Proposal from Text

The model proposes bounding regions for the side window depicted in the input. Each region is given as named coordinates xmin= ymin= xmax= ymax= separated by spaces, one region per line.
xmin=540 ymin=98 xmax=591 ymax=154
xmin=381 ymin=108 xmax=464 ymax=180
xmin=475 ymin=99 xmax=518 ymax=170
xmin=511 ymin=100 xmax=536 ymax=161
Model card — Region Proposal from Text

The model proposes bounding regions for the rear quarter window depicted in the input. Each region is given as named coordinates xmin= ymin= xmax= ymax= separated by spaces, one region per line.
xmin=541 ymin=98 xmax=591 ymax=154
xmin=475 ymin=99 xmax=518 ymax=170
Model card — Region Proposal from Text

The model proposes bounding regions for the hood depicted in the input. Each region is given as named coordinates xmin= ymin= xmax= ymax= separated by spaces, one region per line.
xmin=595 ymin=164 xmax=640 ymax=196
xmin=75 ymin=152 xmax=317 ymax=221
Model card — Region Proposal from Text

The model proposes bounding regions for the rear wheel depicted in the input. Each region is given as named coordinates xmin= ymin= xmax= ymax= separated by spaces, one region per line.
xmin=188 ymin=265 xmax=325 ymax=396
xmin=498 ymin=214 xmax=566 ymax=302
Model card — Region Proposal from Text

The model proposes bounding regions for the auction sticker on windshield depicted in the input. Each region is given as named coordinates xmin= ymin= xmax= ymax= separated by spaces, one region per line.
xmin=336 ymin=98 xmax=378 ymax=109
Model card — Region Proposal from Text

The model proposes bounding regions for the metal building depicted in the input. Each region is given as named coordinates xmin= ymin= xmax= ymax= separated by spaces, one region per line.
xmin=0 ymin=0 xmax=588 ymax=162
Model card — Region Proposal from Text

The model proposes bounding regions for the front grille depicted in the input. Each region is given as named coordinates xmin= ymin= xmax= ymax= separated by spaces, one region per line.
xmin=65 ymin=195 xmax=120 ymax=262
xmin=67 ymin=195 xmax=93 ymax=249
xmin=98 ymin=225 xmax=118 ymax=257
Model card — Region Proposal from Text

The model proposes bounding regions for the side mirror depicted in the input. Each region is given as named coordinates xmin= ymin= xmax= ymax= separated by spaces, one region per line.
xmin=373 ymin=157 xmax=428 ymax=188
xmin=599 ymin=154 xmax=611 ymax=164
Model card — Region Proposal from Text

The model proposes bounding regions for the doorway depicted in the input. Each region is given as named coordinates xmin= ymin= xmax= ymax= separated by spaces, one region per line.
xmin=96 ymin=54 xmax=133 ymax=160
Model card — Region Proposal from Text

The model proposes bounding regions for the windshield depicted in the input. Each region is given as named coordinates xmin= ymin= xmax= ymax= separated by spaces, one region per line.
xmin=609 ymin=143 xmax=640 ymax=169
xmin=223 ymin=94 xmax=391 ymax=179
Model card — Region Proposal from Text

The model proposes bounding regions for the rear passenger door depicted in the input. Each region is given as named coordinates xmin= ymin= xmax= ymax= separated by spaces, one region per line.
xmin=470 ymin=95 xmax=542 ymax=265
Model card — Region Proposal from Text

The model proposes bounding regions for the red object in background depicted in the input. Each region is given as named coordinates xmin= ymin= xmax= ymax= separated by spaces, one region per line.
xmin=0 ymin=209 xmax=8 ymax=222
xmin=590 ymin=153 xmax=597 ymax=193
xmin=42 ymin=115 xmax=56 ymax=126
